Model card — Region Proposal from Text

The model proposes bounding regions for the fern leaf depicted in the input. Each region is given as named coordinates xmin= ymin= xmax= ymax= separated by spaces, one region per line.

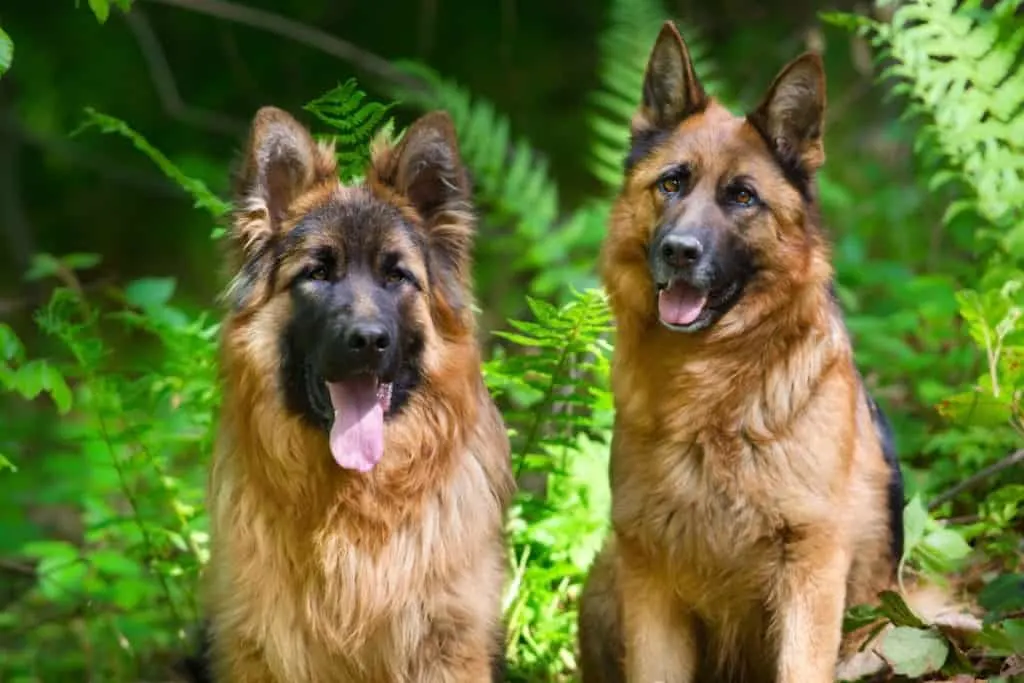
xmin=72 ymin=108 xmax=231 ymax=233
xmin=851 ymin=0 xmax=1024 ymax=249
xmin=486 ymin=288 xmax=614 ymax=473
xmin=304 ymin=78 xmax=397 ymax=182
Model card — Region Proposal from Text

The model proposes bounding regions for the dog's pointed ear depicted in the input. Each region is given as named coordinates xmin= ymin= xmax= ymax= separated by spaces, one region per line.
xmin=387 ymin=111 xmax=471 ymax=223
xmin=233 ymin=106 xmax=337 ymax=256
xmin=225 ymin=107 xmax=336 ymax=309
xmin=635 ymin=21 xmax=709 ymax=134
xmin=747 ymin=54 xmax=827 ymax=172
xmin=373 ymin=111 xmax=474 ymax=312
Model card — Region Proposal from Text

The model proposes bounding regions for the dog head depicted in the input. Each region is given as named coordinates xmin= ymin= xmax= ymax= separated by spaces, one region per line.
xmin=224 ymin=107 xmax=474 ymax=473
xmin=603 ymin=21 xmax=830 ymax=337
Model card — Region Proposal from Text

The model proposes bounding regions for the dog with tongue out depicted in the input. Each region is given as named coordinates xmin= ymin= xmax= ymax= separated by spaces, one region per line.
xmin=195 ymin=106 xmax=515 ymax=683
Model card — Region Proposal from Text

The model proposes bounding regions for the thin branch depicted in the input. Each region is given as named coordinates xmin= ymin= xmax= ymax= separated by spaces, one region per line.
xmin=929 ymin=448 xmax=1024 ymax=511
xmin=123 ymin=8 xmax=246 ymax=136
xmin=139 ymin=0 xmax=428 ymax=94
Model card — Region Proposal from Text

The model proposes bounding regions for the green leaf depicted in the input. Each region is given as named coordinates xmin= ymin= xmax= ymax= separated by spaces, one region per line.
xmin=21 ymin=540 xmax=78 ymax=562
xmin=0 ymin=26 xmax=12 ymax=77
xmin=878 ymin=590 xmax=928 ymax=628
xmin=0 ymin=452 xmax=16 ymax=473
xmin=902 ymin=495 xmax=929 ymax=559
xmin=919 ymin=528 xmax=972 ymax=565
xmin=0 ymin=323 xmax=25 ymax=362
xmin=124 ymin=277 xmax=176 ymax=310
xmin=24 ymin=253 xmax=63 ymax=282
xmin=88 ymin=0 xmax=111 ymax=23
xmin=61 ymin=252 xmax=101 ymax=272
xmin=844 ymin=603 xmax=884 ymax=633
xmin=89 ymin=549 xmax=143 ymax=579
xmin=936 ymin=390 xmax=1014 ymax=428
xmin=978 ymin=573 xmax=1024 ymax=617
xmin=39 ymin=363 xmax=72 ymax=415
xmin=881 ymin=626 xmax=949 ymax=677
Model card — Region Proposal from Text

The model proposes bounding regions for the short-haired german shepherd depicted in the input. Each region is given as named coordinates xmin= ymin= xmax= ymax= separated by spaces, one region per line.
xmin=577 ymin=21 xmax=915 ymax=683
xmin=200 ymin=107 xmax=514 ymax=681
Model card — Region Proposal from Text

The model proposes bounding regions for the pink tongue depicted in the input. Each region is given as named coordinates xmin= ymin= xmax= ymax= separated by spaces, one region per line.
xmin=327 ymin=377 xmax=384 ymax=472
xmin=658 ymin=281 xmax=708 ymax=327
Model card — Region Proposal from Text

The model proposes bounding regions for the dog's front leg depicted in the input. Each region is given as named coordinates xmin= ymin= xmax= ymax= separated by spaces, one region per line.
xmin=618 ymin=554 xmax=698 ymax=683
xmin=773 ymin=535 xmax=849 ymax=683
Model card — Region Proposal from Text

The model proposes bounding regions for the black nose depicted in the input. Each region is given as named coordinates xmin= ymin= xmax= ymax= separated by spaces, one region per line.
xmin=345 ymin=322 xmax=391 ymax=354
xmin=660 ymin=234 xmax=703 ymax=268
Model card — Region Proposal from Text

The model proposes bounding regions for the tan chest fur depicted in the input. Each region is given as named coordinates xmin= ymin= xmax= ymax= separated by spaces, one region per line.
xmin=207 ymin=412 xmax=509 ymax=683
xmin=608 ymin=316 xmax=866 ymax=614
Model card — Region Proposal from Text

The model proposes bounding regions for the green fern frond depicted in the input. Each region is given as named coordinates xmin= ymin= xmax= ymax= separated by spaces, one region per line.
xmin=304 ymin=78 xmax=397 ymax=182
xmin=385 ymin=61 xmax=560 ymax=241
xmin=484 ymin=288 xmax=613 ymax=474
xmin=73 ymin=108 xmax=231 ymax=230
xmin=840 ymin=0 xmax=1024 ymax=251
xmin=587 ymin=0 xmax=724 ymax=190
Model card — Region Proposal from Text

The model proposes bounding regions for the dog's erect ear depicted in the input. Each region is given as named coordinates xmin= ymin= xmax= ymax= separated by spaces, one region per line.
xmin=636 ymin=21 xmax=709 ymax=134
xmin=747 ymin=54 xmax=827 ymax=173
xmin=389 ymin=111 xmax=471 ymax=225
xmin=225 ymin=107 xmax=336 ymax=309
xmin=232 ymin=106 xmax=336 ymax=256
xmin=373 ymin=111 xmax=474 ymax=311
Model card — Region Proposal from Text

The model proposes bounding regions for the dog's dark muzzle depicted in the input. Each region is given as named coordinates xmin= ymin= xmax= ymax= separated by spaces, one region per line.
xmin=649 ymin=227 xmax=715 ymax=289
xmin=319 ymin=317 xmax=399 ymax=382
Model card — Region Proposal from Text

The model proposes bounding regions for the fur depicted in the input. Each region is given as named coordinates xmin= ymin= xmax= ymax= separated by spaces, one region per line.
xmin=195 ymin=107 xmax=515 ymax=682
xmin=576 ymin=21 xmax=940 ymax=683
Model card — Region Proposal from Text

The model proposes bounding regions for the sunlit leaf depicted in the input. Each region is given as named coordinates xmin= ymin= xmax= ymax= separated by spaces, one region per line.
xmin=882 ymin=626 xmax=949 ymax=677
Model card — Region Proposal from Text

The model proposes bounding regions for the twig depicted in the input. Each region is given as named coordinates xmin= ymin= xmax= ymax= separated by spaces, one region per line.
xmin=0 ymin=558 xmax=36 ymax=576
xmin=140 ymin=0 xmax=428 ymax=94
xmin=123 ymin=8 xmax=246 ymax=136
xmin=928 ymin=448 xmax=1024 ymax=511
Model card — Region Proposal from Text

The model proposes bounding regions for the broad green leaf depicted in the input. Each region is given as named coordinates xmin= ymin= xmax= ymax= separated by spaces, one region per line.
xmin=979 ymin=573 xmax=1024 ymax=617
xmin=125 ymin=277 xmax=176 ymax=310
xmin=20 ymin=540 xmax=78 ymax=562
xmin=0 ymin=452 xmax=16 ymax=473
xmin=0 ymin=27 xmax=12 ymax=77
xmin=89 ymin=549 xmax=143 ymax=579
xmin=919 ymin=528 xmax=972 ymax=566
xmin=936 ymin=390 xmax=1014 ymax=428
xmin=37 ymin=553 xmax=88 ymax=603
xmin=881 ymin=626 xmax=949 ymax=677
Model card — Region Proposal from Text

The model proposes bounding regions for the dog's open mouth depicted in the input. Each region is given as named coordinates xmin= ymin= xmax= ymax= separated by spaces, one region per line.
xmin=657 ymin=278 xmax=709 ymax=330
xmin=326 ymin=376 xmax=393 ymax=473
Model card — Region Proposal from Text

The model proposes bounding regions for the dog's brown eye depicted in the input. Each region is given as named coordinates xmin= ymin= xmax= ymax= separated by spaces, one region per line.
xmin=385 ymin=270 xmax=408 ymax=286
xmin=731 ymin=187 xmax=758 ymax=207
xmin=308 ymin=266 xmax=329 ymax=281
xmin=657 ymin=176 xmax=682 ymax=195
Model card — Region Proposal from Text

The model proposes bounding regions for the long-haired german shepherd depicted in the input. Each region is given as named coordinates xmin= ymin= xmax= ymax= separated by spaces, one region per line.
xmin=577 ymin=21 xmax=924 ymax=683
xmin=198 ymin=107 xmax=514 ymax=682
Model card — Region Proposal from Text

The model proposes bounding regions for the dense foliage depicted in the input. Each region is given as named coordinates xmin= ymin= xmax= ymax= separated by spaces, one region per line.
xmin=1 ymin=0 xmax=1022 ymax=680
